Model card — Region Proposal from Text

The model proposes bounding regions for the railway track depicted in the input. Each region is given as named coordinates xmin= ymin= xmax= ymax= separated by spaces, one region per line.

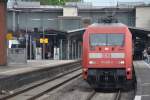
xmin=114 ymin=90 xmax=121 ymax=100
xmin=0 ymin=67 xmax=81 ymax=100
xmin=86 ymin=91 xmax=96 ymax=100
xmin=87 ymin=90 xmax=121 ymax=100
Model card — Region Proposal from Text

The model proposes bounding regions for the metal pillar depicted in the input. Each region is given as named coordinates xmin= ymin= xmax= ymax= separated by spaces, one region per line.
xmin=80 ymin=42 xmax=82 ymax=58
xmin=0 ymin=1 xmax=7 ymax=65
xmin=71 ymin=40 xmax=74 ymax=59
xmin=17 ymin=12 xmax=19 ymax=30
xmin=30 ymin=35 xmax=32 ymax=60
xmin=12 ymin=11 xmax=16 ymax=32
xmin=25 ymin=33 xmax=28 ymax=60
xmin=74 ymin=40 xmax=77 ymax=59
xmin=25 ymin=12 xmax=28 ymax=60
xmin=67 ymin=39 xmax=70 ymax=60
xmin=42 ymin=27 xmax=45 ymax=60
xmin=77 ymin=42 xmax=80 ymax=59
xmin=60 ymin=39 xmax=63 ymax=60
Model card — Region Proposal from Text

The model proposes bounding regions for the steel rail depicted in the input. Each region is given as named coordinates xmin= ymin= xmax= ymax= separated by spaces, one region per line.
xmin=86 ymin=91 xmax=96 ymax=100
xmin=0 ymin=64 xmax=81 ymax=100
xmin=114 ymin=90 xmax=121 ymax=100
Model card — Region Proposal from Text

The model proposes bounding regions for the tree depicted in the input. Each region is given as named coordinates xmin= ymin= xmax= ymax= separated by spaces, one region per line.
xmin=34 ymin=0 xmax=81 ymax=5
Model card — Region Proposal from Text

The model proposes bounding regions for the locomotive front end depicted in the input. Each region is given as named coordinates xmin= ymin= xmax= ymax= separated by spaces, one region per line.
xmin=82 ymin=24 xmax=135 ymax=89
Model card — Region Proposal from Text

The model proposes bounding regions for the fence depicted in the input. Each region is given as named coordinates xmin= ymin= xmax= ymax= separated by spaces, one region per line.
xmin=7 ymin=48 xmax=27 ymax=64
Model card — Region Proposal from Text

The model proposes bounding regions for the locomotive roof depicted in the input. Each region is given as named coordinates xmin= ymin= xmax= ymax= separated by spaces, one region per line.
xmin=88 ymin=23 xmax=128 ymax=28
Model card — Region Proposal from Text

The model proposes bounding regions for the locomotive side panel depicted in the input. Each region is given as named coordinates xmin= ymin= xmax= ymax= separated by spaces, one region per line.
xmin=124 ymin=28 xmax=133 ymax=80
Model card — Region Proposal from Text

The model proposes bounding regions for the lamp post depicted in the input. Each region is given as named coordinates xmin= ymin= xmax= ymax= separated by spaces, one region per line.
xmin=25 ymin=33 xmax=28 ymax=61
xmin=42 ymin=26 xmax=45 ymax=59
xmin=25 ymin=12 xmax=28 ymax=60
xmin=60 ymin=39 xmax=63 ymax=60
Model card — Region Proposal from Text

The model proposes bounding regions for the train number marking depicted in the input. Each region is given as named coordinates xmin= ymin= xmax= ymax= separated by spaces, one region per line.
xmin=102 ymin=53 xmax=111 ymax=58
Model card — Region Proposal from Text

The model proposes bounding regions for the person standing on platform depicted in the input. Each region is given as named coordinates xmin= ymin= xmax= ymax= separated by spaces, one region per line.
xmin=143 ymin=48 xmax=148 ymax=62
xmin=147 ymin=47 xmax=150 ymax=63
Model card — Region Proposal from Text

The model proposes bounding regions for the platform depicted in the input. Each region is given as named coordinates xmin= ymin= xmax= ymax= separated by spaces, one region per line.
xmin=134 ymin=61 xmax=150 ymax=100
xmin=0 ymin=60 xmax=77 ymax=76
xmin=0 ymin=60 xmax=80 ymax=92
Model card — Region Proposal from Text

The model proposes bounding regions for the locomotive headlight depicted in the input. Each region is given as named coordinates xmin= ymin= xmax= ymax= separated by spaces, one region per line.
xmin=119 ymin=60 xmax=125 ymax=64
xmin=127 ymin=68 xmax=131 ymax=71
xmin=83 ymin=68 xmax=87 ymax=72
xmin=89 ymin=61 xmax=96 ymax=64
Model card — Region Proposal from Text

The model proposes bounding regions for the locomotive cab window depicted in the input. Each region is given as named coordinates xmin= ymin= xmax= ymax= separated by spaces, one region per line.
xmin=90 ymin=34 xmax=124 ymax=46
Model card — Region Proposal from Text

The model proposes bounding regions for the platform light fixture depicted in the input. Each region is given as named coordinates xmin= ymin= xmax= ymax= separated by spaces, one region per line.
xmin=47 ymin=19 xmax=55 ymax=21
xmin=136 ymin=37 xmax=140 ymax=39
xmin=31 ymin=18 xmax=41 ymax=21
xmin=147 ymin=34 xmax=150 ymax=37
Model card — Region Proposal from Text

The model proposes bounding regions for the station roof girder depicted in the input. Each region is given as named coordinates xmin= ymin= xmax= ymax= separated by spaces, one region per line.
xmin=67 ymin=28 xmax=85 ymax=41
xmin=66 ymin=26 xmax=150 ymax=41
xmin=0 ymin=0 xmax=7 ymax=3
xmin=129 ymin=27 xmax=150 ymax=39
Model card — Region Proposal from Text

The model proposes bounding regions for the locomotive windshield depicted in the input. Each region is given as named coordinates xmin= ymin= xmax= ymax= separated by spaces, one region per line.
xmin=90 ymin=34 xmax=124 ymax=46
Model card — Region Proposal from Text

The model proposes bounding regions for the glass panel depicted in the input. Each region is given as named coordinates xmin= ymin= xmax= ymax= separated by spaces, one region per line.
xmin=90 ymin=34 xmax=107 ymax=46
xmin=107 ymin=34 xmax=124 ymax=46
xmin=90 ymin=34 xmax=124 ymax=46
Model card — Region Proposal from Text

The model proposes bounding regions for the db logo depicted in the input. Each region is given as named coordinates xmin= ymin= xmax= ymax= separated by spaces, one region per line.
xmin=102 ymin=53 xmax=111 ymax=58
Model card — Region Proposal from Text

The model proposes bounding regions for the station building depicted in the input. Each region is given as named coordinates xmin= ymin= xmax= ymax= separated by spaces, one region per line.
xmin=6 ymin=1 xmax=150 ymax=60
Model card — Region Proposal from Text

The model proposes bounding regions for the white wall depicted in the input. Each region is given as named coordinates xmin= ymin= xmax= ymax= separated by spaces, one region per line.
xmin=136 ymin=7 xmax=150 ymax=29
xmin=63 ymin=7 xmax=78 ymax=16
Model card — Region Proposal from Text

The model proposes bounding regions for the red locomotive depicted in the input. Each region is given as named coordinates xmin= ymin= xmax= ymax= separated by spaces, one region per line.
xmin=82 ymin=23 xmax=136 ymax=89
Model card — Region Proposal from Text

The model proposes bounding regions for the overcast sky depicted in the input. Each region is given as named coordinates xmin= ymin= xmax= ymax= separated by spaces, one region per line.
xmin=84 ymin=0 xmax=150 ymax=6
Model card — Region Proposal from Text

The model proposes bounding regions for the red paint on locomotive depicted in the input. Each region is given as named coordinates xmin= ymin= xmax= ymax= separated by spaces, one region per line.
xmin=82 ymin=23 xmax=134 ymax=89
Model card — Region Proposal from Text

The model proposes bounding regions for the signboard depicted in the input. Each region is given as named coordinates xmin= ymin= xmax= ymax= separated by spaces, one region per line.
xmin=6 ymin=33 xmax=13 ymax=40
xmin=44 ymin=38 xmax=48 ymax=44
xmin=40 ymin=38 xmax=48 ymax=44
xmin=40 ymin=38 xmax=44 ymax=43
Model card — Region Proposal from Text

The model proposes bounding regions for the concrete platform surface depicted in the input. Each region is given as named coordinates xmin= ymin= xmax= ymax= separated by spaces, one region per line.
xmin=0 ymin=60 xmax=78 ymax=76
xmin=134 ymin=61 xmax=150 ymax=100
